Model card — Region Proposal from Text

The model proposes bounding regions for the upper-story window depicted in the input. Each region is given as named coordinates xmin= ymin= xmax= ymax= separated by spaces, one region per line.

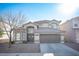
xmin=74 ymin=24 xmax=78 ymax=27
xmin=27 ymin=27 xmax=34 ymax=34
xmin=40 ymin=23 xmax=49 ymax=28
xmin=52 ymin=24 xmax=58 ymax=29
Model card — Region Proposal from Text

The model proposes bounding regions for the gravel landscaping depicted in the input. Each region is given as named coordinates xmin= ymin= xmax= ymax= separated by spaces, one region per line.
xmin=0 ymin=43 xmax=40 ymax=53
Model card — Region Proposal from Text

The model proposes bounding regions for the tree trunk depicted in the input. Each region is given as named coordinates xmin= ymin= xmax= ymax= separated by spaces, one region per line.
xmin=9 ymin=31 xmax=12 ymax=48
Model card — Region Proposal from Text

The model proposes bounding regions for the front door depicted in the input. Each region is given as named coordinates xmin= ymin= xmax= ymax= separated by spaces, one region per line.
xmin=27 ymin=34 xmax=34 ymax=42
xmin=27 ymin=26 xmax=34 ymax=42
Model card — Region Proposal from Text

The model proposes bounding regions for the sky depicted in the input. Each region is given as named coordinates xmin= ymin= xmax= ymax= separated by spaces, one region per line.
xmin=0 ymin=3 xmax=79 ymax=23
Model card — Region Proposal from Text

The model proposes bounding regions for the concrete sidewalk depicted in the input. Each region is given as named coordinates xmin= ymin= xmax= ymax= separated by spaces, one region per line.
xmin=0 ymin=53 xmax=43 ymax=56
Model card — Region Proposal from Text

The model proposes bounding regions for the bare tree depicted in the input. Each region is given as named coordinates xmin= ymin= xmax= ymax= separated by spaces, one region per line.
xmin=0 ymin=12 xmax=27 ymax=48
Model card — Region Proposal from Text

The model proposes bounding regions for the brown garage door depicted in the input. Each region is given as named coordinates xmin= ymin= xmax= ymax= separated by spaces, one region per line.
xmin=40 ymin=34 xmax=60 ymax=43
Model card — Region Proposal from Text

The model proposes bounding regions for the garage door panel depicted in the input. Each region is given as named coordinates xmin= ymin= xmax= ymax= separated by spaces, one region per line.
xmin=40 ymin=34 xmax=60 ymax=43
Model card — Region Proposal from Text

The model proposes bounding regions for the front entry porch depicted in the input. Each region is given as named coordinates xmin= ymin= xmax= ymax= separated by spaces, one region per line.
xmin=27 ymin=34 xmax=34 ymax=42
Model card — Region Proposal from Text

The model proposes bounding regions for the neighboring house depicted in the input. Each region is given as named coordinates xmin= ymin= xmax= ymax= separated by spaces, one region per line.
xmin=13 ymin=19 xmax=64 ymax=43
xmin=0 ymin=21 xmax=10 ymax=40
xmin=60 ymin=16 xmax=79 ymax=43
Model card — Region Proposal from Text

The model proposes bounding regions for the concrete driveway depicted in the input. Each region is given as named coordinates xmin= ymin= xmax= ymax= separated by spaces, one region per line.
xmin=40 ymin=43 xmax=79 ymax=56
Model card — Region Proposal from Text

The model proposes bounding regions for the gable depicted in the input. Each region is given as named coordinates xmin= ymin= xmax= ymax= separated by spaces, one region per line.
xmin=22 ymin=19 xmax=61 ymax=29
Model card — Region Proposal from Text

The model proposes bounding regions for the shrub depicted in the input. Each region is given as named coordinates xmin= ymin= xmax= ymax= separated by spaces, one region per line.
xmin=11 ymin=41 xmax=15 ymax=44
xmin=23 ymin=41 xmax=27 ymax=43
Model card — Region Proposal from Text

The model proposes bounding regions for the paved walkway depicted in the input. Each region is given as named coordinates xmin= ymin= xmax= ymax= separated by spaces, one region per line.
xmin=40 ymin=43 xmax=79 ymax=56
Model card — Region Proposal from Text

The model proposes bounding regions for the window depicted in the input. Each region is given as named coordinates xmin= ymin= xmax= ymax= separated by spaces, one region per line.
xmin=16 ymin=33 xmax=20 ymax=40
xmin=52 ymin=24 xmax=58 ymax=29
xmin=40 ymin=23 xmax=49 ymax=28
xmin=27 ymin=27 xmax=34 ymax=33
xmin=74 ymin=24 xmax=78 ymax=27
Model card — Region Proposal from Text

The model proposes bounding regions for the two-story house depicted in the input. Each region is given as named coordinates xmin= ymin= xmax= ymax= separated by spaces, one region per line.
xmin=13 ymin=19 xmax=64 ymax=43
xmin=60 ymin=16 xmax=79 ymax=43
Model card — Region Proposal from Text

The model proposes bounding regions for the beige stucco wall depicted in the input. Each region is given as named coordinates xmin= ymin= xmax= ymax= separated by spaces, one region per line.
xmin=60 ymin=20 xmax=76 ymax=43
xmin=60 ymin=33 xmax=64 ymax=43
xmin=34 ymin=33 xmax=40 ymax=43
xmin=75 ymin=30 xmax=79 ymax=43
xmin=39 ymin=23 xmax=49 ymax=28
xmin=72 ymin=17 xmax=79 ymax=28
xmin=39 ymin=22 xmax=59 ymax=29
